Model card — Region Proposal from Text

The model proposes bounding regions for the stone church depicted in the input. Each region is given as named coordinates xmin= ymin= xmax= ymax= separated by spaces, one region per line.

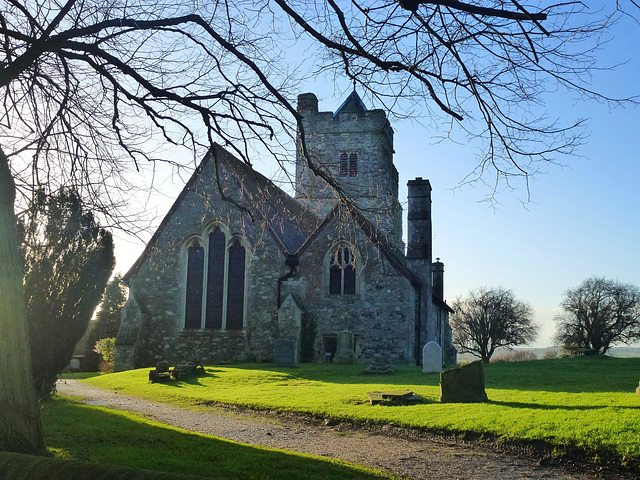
xmin=115 ymin=91 xmax=456 ymax=371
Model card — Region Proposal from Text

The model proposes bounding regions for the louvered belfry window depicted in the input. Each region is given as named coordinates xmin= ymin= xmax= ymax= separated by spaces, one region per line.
xmin=329 ymin=244 xmax=357 ymax=295
xmin=349 ymin=153 xmax=358 ymax=177
xmin=184 ymin=241 xmax=205 ymax=329
xmin=339 ymin=153 xmax=348 ymax=176
xmin=339 ymin=152 xmax=358 ymax=177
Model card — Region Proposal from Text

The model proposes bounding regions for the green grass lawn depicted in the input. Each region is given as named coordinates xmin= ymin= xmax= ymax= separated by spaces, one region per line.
xmin=82 ymin=356 xmax=640 ymax=471
xmin=41 ymin=397 xmax=392 ymax=479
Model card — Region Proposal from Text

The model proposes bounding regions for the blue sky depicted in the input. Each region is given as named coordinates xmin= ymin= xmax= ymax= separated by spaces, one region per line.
xmin=113 ymin=10 xmax=640 ymax=348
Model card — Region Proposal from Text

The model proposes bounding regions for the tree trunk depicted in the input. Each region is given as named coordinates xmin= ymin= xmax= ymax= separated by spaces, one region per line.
xmin=0 ymin=147 xmax=45 ymax=454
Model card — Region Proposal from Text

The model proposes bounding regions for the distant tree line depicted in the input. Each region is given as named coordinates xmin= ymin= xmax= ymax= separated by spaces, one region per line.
xmin=450 ymin=277 xmax=640 ymax=362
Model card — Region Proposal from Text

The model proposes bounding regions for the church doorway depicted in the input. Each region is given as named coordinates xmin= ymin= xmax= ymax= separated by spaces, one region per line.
xmin=322 ymin=335 xmax=337 ymax=363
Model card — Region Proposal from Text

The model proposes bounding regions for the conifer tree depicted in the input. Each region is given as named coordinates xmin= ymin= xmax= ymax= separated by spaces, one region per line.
xmin=23 ymin=189 xmax=115 ymax=400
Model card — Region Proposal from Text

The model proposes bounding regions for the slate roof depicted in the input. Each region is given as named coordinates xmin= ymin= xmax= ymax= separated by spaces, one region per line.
xmin=333 ymin=89 xmax=367 ymax=117
xmin=208 ymin=145 xmax=322 ymax=253
xmin=122 ymin=144 xmax=321 ymax=282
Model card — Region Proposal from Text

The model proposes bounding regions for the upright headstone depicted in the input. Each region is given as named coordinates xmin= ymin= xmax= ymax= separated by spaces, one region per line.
xmin=277 ymin=295 xmax=302 ymax=363
xmin=334 ymin=330 xmax=355 ymax=364
xmin=274 ymin=338 xmax=297 ymax=367
xmin=440 ymin=360 xmax=488 ymax=403
xmin=422 ymin=341 xmax=442 ymax=373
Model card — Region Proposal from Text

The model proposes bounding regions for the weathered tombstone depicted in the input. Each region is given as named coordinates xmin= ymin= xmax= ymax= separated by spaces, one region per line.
xmin=422 ymin=341 xmax=443 ymax=373
xmin=334 ymin=330 xmax=355 ymax=364
xmin=636 ymin=381 xmax=640 ymax=396
xmin=440 ymin=360 xmax=488 ymax=403
xmin=274 ymin=338 xmax=297 ymax=367
xmin=365 ymin=355 xmax=395 ymax=374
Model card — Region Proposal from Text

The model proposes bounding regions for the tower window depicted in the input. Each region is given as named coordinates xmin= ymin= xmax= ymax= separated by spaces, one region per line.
xmin=339 ymin=152 xmax=358 ymax=177
xmin=339 ymin=153 xmax=348 ymax=176
xmin=349 ymin=153 xmax=358 ymax=177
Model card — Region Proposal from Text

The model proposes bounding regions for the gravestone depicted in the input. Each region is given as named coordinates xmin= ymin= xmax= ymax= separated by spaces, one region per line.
xmin=422 ymin=341 xmax=442 ymax=373
xmin=277 ymin=295 xmax=302 ymax=363
xmin=440 ymin=360 xmax=488 ymax=403
xmin=636 ymin=381 xmax=640 ymax=396
xmin=274 ymin=338 xmax=297 ymax=367
xmin=365 ymin=355 xmax=395 ymax=374
xmin=334 ymin=330 xmax=356 ymax=364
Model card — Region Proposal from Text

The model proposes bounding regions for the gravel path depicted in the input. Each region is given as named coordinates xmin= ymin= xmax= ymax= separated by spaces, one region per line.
xmin=56 ymin=380 xmax=627 ymax=480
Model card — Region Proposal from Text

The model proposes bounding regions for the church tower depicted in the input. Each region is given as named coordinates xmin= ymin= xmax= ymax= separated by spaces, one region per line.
xmin=295 ymin=91 xmax=403 ymax=246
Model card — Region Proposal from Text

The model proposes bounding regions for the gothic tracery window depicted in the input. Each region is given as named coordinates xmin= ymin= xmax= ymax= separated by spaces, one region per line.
xmin=183 ymin=227 xmax=247 ymax=329
xmin=329 ymin=244 xmax=357 ymax=295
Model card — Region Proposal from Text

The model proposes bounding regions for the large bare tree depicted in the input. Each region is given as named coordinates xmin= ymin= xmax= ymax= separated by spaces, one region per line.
xmin=450 ymin=287 xmax=538 ymax=362
xmin=0 ymin=0 xmax=637 ymax=454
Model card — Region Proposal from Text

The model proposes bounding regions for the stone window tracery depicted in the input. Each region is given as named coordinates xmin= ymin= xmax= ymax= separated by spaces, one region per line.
xmin=183 ymin=226 xmax=248 ymax=329
xmin=329 ymin=244 xmax=357 ymax=295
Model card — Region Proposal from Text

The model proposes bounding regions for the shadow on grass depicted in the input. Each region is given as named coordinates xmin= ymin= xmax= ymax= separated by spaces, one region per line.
xmin=206 ymin=357 xmax=640 ymax=394
xmin=155 ymin=369 xmax=220 ymax=387
xmin=41 ymin=398 xmax=388 ymax=480
xmin=223 ymin=363 xmax=443 ymax=387
xmin=489 ymin=400 xmax=640 ymax=411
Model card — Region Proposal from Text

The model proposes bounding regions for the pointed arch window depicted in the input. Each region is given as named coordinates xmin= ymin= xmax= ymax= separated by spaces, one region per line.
xmin=183 ymin=228 xmax=248 ymax=330
xmin=184 ymin=241 xmax=205 ymax=329
xmin=329 ymin=244 xmax=357 ymax=295
xmin=205 ymin=228 xmax=225 ymax=329
xmin=226 ymin=239 xmax=246 ymax=330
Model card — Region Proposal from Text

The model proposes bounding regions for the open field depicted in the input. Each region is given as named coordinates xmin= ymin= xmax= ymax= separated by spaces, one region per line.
xmin=84 ymin=356 xmax=640 ymax=471
xmin=40 ymin=397 xmax=391 ymax=479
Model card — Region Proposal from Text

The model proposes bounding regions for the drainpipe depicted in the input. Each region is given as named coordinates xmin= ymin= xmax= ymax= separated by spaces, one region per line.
xmin=277 ymin=254 xmax=299 ymax=308
xmin=414 ymin=284 xmax=421 ymax=366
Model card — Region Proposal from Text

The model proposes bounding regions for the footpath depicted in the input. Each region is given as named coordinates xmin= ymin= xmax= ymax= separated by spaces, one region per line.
xmin=56 ymin=380 xmax=624 ymax=480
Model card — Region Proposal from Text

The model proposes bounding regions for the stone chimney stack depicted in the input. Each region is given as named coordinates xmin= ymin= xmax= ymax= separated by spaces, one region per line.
xmin=432 ymin=258 xmax=444 ymax=300
xmin=406 ymin=178 xmax=432 ymax=262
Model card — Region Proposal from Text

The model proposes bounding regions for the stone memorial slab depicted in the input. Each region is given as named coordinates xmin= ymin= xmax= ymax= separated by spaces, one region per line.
xmin=274 ymin=338 xmax=297 ymax=367
xmin=422 ymin=341 xmax=442 ymax=373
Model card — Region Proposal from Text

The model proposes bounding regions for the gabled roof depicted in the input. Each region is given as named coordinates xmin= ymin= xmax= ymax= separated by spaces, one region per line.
xmin=296 ymin=201 xmax=420 ymax=288
xmin=123 ymin=144 xmax=321 ymax=282
xmin=333 ymin=89 xmax=367 ymax=117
